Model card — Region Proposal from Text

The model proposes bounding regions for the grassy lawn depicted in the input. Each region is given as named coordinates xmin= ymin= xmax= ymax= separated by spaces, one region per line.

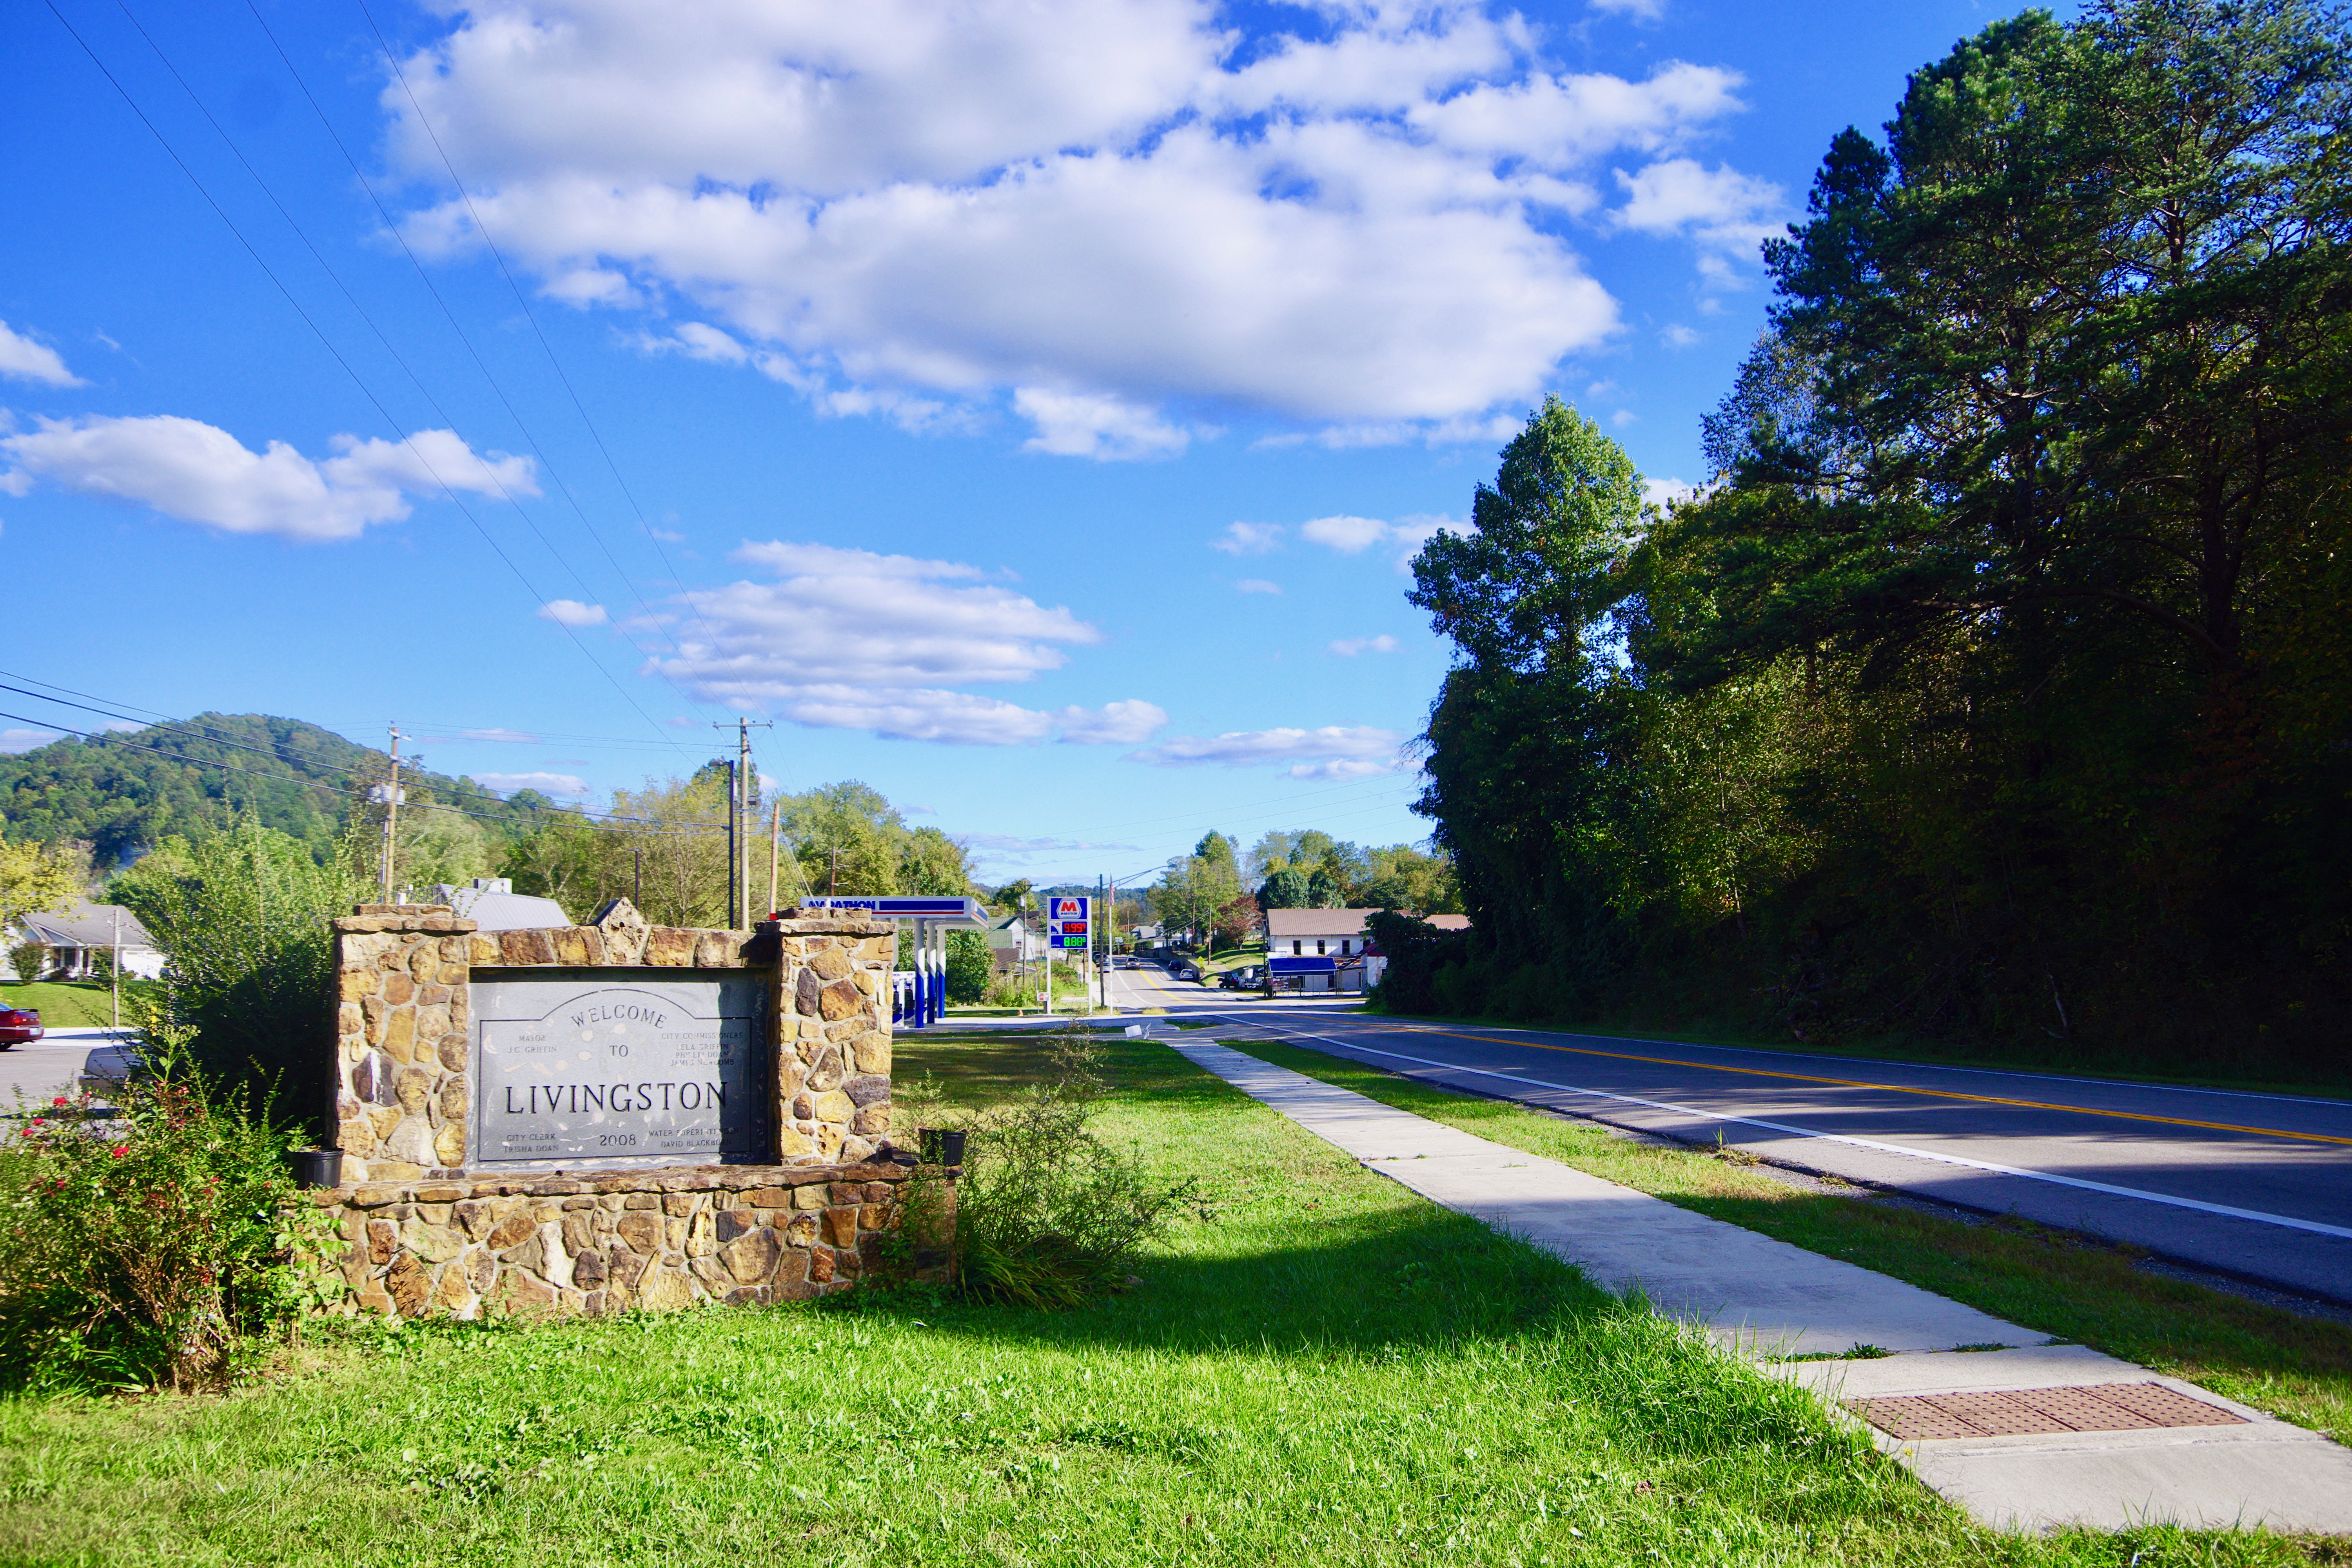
xmin=0 ymin=1029 xmax=2327 ymax=1564
xmin=1219 ymin=1035 xmax=2352 ymax=1443
xmin=0 ymin=979 xmax=134 ymax=1029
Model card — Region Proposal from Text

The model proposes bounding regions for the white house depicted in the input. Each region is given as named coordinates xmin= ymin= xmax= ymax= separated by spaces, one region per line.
xmin=1265 ymin=907 xmax=1379 ymax=992
xmin=10 ymin=900 xmax=165 ymax=981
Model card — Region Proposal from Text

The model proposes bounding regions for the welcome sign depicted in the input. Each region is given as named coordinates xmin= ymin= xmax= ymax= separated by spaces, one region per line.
xmin=471 ymin=973 xmax=768 ymax=1168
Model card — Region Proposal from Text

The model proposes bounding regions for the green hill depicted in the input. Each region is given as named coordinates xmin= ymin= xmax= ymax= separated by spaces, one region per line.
xmin=0 ymin=713 xmax=550 ymax=866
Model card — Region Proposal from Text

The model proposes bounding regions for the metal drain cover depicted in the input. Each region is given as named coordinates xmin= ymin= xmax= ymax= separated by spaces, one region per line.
xmin=1847 ymin=1383 xmax=2248 ymax=1441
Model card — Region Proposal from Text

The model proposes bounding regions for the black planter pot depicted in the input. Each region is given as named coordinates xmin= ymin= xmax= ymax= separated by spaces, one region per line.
xmin=918 ymin=1127 xmax=967 ymax=1167
xmin=287 ymin=1148 xmax=344 ymax=1189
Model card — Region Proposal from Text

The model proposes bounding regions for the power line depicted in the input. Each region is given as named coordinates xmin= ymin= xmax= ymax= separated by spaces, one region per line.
xmin=237 ymin=0 xmax=725 ymax=732
xmin=39 ymin=0 xmax=683 ymax=751
xmin=356 ymin=0 xmax=739 ymax=693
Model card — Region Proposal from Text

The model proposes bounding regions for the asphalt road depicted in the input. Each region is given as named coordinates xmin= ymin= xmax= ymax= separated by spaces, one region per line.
xmin=1107 ymin=960 xmax=2352 ymax=1304
xmin=0 ymin=1029 xmax=136 ymax=1110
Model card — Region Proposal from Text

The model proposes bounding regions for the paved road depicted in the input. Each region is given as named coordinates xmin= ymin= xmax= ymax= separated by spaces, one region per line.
xmin=0 ymin=1029 xmax=136 ymax=1111
xmin=1106 ymin=960 xmax=2352 ymax=1304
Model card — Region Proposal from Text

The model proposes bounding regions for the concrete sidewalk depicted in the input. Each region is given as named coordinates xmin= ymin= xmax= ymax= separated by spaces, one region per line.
xmin=1166 ymin=1034 xmax=2352 ymax=1535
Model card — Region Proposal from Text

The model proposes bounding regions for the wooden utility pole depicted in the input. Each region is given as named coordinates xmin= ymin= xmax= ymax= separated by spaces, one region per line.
xmin=379 ymin=724 xmax=403 ymax=904
xmin=712 ymin=716 xmax=772 ymax=929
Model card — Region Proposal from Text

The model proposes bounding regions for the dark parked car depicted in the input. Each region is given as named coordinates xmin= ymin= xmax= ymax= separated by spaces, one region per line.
xmin=0 ymin=1005 xmax=43 ymax=1049
xmin=1217 ymin=967 xmax=1265 ymax=990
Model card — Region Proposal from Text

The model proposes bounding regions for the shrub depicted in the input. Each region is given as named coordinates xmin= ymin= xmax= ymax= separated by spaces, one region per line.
xmin=111 ymin=813 xmax=362 ymax=1129
xmin=925 ymin=1024 xmax=1199 ymax=1308
xmin=0 ymin=1034 xmax=339 ymax=1392
xmin=944 ymin=929 xmax=993 ymax=1004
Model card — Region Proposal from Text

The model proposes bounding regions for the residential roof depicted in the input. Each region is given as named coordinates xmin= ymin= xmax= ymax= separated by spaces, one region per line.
xmin=430 ymin=880 xmax=573 ymax=932
xmin=1424 ymin=914 xmax=1472 ymax=931
xmin=1264 ymin=907 xmax=1374 ymax=938
xmin=18 ymin=899 xmax=156 ymax=951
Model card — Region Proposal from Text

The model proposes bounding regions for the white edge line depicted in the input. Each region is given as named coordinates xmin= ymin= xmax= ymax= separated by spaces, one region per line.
xmin=1229 ymin=1024 xmax=2352 ymax=1245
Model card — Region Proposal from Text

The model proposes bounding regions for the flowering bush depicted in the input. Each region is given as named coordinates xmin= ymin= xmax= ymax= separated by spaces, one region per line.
xmin=0 ymin=1041 xmax=336 ymax=1392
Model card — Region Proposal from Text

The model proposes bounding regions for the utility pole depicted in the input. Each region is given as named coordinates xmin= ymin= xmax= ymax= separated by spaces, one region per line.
xmin=110 ymin=904 xmax=121 ymax=1029
xmin=379 ymin=724 xmax=403 ymax=904
xmin=712 ymin=717 xmax=772 ymax=929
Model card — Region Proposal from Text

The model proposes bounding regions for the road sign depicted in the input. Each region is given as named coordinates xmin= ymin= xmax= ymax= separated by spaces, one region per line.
xmin=1048 ymin=895 xmax=1091 ymax=950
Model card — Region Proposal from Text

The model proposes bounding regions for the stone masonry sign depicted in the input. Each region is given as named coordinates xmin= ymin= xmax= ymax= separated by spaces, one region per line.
xmin=319 ymin=899 xmax=936 ymax=1319
xmin=472 ymin=972 xmax=769 ymax=1168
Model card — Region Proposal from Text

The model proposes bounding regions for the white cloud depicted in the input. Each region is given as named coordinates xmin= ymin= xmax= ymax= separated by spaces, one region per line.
xmin=638 ymin=321 xmax=750 ymax=363
xmin=473 ymin=771 xmax=591 ymax=797
xmin=1614 ymin=158 xmax=1783 ymax=277
xmin=1644 ymin=476 xmax=1699 ymax=507
xmin=384 ymin=4 xmax=1760 ymax=443
xmin=462 ymin=727 xmax=544 ymax=742
xmin=1127 ymin=724 xmax=1403 ymax=771
xmin=1299 ymin=511 xmax=1469 ymax=572
xmin=1235 ymin=578 xmax=1283 ymax=595
xmin=1283 ymin=757 xmax=1399 ymax=780
xmin=1212 ymin=521 xmax=1283 ymax=555
xmin=1659 ymin=323 xmax=1701 ymax=349
xmin=1053 ymin=699 xmax=1168 ymax=745
xmin=1330 ymin=634 xmax=1400 ymax=656
xmin=1299 ymin=514 xmax=1391 ymax=554
xmin=0 ymin=728 xmax=62 ymax=754
xmin=0 ymin=321 xmax=82 ymax=387
xmin=1590 ymin=0 xmax=1668 ymax=19
xmin=957 ymin=831 xmax=1142 ymax=857
xmin=0 ymin=416 xmax=536 ymax=542
xmin=1014 ymin=388 xmax=1193 ymax=461
xmin=648 ymin=540 xmax=1145 ymax=746
xmin=537 ymin=599 xmax=610 ymax=626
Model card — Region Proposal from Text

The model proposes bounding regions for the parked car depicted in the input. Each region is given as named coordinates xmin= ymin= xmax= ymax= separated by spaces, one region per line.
xmin=1217 ymin=967 xmax=1265 ymax=990
xmin=1169 ymin=962 xmax=1202 ymax=982
xmin=0 ymin=1005 xmax=43 ymax=1049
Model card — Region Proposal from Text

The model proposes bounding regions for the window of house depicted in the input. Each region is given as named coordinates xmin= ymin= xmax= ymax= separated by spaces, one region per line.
xmin=1316 ymin=939 xmax=1326 ymax=955
xmin=1292 ymin=940 xmax=1301 ymax=955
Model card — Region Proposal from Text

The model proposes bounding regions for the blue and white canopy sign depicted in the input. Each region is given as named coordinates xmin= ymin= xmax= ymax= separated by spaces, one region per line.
xmin=1048 ymin=895 xmax=1090 ymax=951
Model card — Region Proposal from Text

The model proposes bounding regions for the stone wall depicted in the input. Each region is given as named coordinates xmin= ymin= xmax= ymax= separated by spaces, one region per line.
xmin=328 ymin=899 xmax=895 ymax=1184
xmin=324 ymin=1161 xmax=935 ymax=1317
xmin=322 ymin=898 xmax=921 ymax=1317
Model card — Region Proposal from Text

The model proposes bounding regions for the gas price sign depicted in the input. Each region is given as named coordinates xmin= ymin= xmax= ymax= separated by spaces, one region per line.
xmin=1048 ymin=895 xmax=1091 ymax=951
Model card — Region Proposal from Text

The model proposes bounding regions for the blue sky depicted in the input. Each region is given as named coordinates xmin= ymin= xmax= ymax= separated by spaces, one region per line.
xmin=0 ymin=0 xmax=2038 ymax=887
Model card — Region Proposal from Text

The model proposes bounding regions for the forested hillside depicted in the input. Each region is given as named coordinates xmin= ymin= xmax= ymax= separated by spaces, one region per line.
xmin=1401 ymin=1 xmax=2352 ymax=1080
xmin=0 ymin=713 xmax=549 ymax=866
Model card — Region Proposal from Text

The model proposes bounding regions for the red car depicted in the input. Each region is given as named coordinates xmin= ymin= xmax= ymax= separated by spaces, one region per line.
xmin=0 ymin=1006 xmax=41 ymax=1048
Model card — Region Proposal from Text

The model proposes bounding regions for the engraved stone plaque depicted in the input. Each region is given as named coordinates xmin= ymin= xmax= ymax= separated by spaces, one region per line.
xmin=471 ymin=970 xmax=769 ymax=1168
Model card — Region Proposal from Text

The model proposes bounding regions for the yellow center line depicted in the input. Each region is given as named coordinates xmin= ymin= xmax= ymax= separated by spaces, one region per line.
xmin=1328 ymin=1020 xmax=2352 ymax=1149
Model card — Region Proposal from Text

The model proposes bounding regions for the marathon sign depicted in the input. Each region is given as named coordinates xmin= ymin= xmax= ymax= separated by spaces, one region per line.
xmin=1048 ymin=895 xmax=1091 ymax=951
xmin=470 ymin=975 xmax=768 ymax=1167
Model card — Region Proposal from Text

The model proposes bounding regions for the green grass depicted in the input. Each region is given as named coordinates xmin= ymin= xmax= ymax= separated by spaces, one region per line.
xmin=1218 ymin=1035 xmax=2352 ymax=1442
xmin=0 ymin=979 xmax=135 ymax=1029
xmin=0 ymin=1031 xmax=2331 ymax=1564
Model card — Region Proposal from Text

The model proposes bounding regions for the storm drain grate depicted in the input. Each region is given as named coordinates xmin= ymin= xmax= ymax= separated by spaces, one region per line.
xmin=1846 ymin=1383 xmax=2248 ymax=1441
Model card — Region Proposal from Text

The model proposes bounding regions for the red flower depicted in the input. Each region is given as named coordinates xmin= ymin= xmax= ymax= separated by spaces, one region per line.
xmin=27 ymin=1117 xmax=40 ymax=1126
xmin=51 ymin=1096 xmax=66 ymax=1107
xmin=111 ymin=1145 xmax=128 ymax=1158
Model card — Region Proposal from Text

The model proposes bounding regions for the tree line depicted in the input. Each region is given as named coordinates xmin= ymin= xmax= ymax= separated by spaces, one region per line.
xmin=1145 ymin=829 xmax=1460 ymax=948
xmin=1396 ymin=0 xmax=2352 ymax=1080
